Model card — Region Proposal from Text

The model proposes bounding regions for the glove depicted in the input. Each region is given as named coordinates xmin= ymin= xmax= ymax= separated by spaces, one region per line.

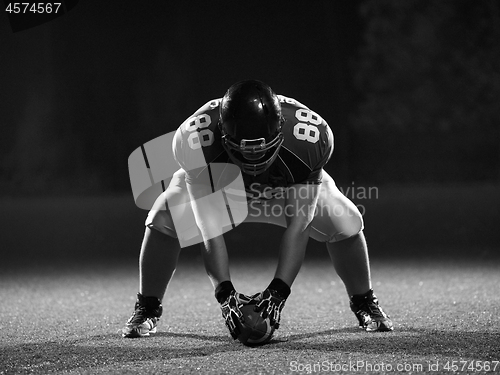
xmin=253 ymin=289 xmax=287 ymax=329
xmin=220 ymin=291 xmax=252 ymax=339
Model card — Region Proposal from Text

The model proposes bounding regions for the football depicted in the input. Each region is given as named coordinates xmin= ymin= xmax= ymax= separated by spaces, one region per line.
xmin=235 ymin=303 xmax=275 ymax=346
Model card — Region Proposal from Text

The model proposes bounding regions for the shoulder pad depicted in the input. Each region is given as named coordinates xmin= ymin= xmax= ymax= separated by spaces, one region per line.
xmin=173 ymin=98 xmax=225 ymax=172
xmin=277 ymin=95 xmax=309 ymax=110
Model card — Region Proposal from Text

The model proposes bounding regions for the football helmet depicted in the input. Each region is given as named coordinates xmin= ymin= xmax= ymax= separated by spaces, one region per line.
xmin=219 ymin=80 xmax=284 ymax=176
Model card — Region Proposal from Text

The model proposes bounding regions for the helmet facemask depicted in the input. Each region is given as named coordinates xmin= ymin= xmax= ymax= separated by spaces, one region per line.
xmin=221 ymin=126 xmax=284 ymax=176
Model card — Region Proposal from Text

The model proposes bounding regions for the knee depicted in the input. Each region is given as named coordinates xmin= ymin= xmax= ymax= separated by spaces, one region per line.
xmin=146 ymin=205 xmax=206 ymax=248
xmin=349 ymin=207 xmax=365 ymax=235
xmin=327 ymin=207 xmax=364 ymax=243
xmin=145 ymin=209 xmax=178 ymax=238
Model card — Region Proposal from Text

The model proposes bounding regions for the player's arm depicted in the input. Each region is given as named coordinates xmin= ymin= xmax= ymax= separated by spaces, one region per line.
xmin=254 ymin=182 xmax=320 ymax=329
xmin=186 ymin=179 xmax=225 ymax=239
xmin=276 ymin=182 xmax=320 ymax=286
xmin=186 ymin=171 xmax=249 ymax=339
xmin=184 ymin=169 xmax=231 ymax=283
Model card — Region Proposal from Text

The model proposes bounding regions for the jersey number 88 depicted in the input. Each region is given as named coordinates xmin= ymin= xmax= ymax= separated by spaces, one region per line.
xmin=293 ymin=109 xmax=323 ymax=143
xmin=185 ymin=114 xmax=214 ymax=150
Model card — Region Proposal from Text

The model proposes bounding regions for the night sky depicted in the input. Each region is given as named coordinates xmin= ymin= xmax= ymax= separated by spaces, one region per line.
xmin=1 ymin=0 xmax=498 ymax=192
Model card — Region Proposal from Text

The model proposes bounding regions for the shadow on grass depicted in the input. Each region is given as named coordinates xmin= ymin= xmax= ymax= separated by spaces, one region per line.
xmin=280 ymin=327 xmax=500 ymax=359
xmin=3 ymin=328 xmax=499 ymax=373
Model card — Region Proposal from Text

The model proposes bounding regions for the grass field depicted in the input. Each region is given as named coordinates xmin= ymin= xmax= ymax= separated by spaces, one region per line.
xmin=1 ymin=257 xmax=499 ymax=374
xmin=1 ymin=184 xmax=499 ymax=374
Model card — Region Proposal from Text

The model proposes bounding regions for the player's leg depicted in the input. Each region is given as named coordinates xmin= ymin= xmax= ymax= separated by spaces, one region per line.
xmin=139 ymin=227 xmax=181 ymax=301
xmin=123 ymin=170 xmax=192 ymax=338
xmin=327 ymin=231 xmax=371 ymax=297
xmin=121 ymin=227 xmax=180 ymax=338
xmin=327 ymin=231 xmax=394 ymax=331
xmin=310 ymin=171 xmax=393 ymax=332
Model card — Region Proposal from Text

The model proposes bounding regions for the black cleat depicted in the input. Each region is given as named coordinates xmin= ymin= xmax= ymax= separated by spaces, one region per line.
xmin=122 ymin=293 xmax=163 ymax=338
xmin=350 ymin=289 xmax=393 ymax=332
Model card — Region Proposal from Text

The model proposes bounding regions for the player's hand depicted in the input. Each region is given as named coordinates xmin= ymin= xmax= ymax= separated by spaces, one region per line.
xmin=253 ymin=289 xmax=287 ymax=329
xmin=220 ymin=291 xmax=252 ymax=339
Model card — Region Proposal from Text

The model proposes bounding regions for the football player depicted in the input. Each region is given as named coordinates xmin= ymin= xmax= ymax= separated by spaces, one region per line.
xmin=122 ymin=80 xmax=393 ymax=339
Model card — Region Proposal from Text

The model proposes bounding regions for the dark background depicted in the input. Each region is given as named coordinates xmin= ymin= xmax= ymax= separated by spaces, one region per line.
xmin=1 ymin=0 xmax=499 ymax=264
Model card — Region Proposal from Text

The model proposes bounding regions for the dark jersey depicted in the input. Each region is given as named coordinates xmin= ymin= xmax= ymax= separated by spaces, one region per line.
xmin=173 ymin=95 xmax=334 ymax=199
